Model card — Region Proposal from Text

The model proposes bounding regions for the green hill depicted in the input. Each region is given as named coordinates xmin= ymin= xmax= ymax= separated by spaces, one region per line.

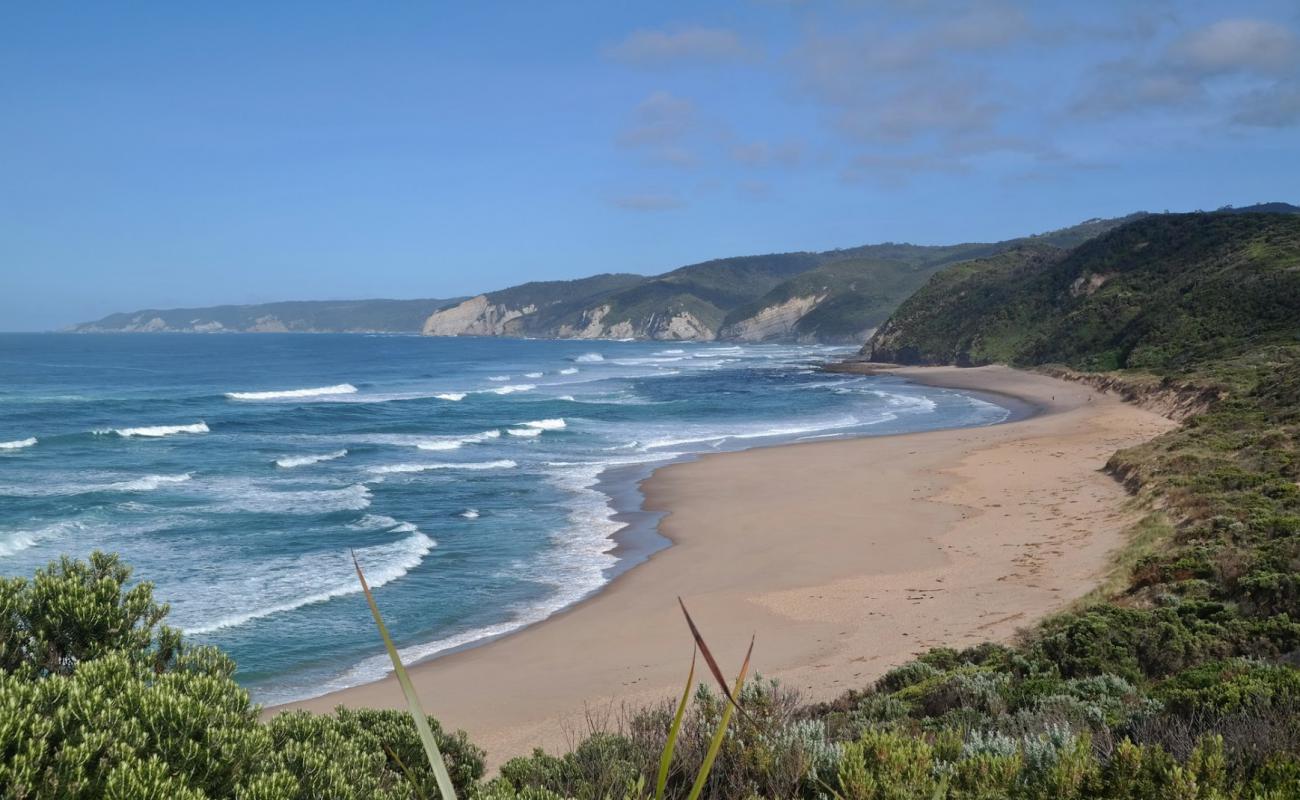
xmin=866 ymin=213 xmax=1300 ymax=368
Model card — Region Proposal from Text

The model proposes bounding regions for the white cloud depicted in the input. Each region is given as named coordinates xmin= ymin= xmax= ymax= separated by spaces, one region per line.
xmin=1171 ymin=18 xmax=1298 ymax=75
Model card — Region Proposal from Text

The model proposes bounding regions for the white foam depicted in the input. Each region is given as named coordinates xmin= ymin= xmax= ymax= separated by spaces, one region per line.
xmin=205 ymin=482 xmax=372 ymax=514
xmin=524 ymin=372 xmax=543 ymax=378
xmin=574 ymin=353 xmax=604 ymax=363
xmin=320 ymin=452 xmax=682 ymax=693
xmin=435 ymin=392 xmax=467 ymax=402
xmin=108 ymin=473 xmax=192 ymax=492
xmin=182 ymin=529 xmax=434 ymax=635
xmin=559 ymin=367 xmax=578 ymax=375
xmin=869 ymin=390 xmax=939 ymax=413
xmin=639 ymin=415 xmax=870 ymax=450
xmin=226 ymin=384 xmax=358 ymax=401
xmin=458 ymin=508 xmax=480 ymax=519
xmin=108 ymin=422 xmax=209 ymax=438
xmin=276 ymin=449 xmax=347 ymax=469
xmin=487 ymin=375 xmax=511 ymax=382
xmin=520 ymin=418 xmax=566 ymax=430
xmin=0 ymin=520 xmax=85 ymax=557
xmin=415 ymin=429 xmax=500 ymax=451
xmin=506 ymin=427 xmax=542 ymax=437
xmin=490 ymin=384 xmax=535 ymax=395
xmin=0 ymin=437 xmax=37 ymax=450
xmin=366 ymin=459 xmax=517 ymax=474
xmin=655 ymin=349 xmax=685 ymax=355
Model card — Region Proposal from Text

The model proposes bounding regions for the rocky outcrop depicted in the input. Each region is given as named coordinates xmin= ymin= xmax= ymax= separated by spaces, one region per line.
xmin=556 ymin=305 xmax=616 ymax=338
xmin=646 ymin=311 xmax=716 ymax=341
xmin=421 ymin=296 xmax=536 ymax=336
xmin=718 ymin=295 xmax=824 ymax=342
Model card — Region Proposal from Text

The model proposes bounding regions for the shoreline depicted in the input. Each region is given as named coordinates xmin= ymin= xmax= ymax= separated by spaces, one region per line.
xmin=278 ymin=365 xmax=1177 ymax=767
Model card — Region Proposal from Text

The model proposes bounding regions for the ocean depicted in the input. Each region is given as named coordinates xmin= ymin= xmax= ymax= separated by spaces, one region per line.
xmin=0 ymin=333 xmax=1009 ymax=703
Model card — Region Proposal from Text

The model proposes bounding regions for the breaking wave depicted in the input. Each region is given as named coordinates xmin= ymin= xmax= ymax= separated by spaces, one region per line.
xmin=183 ymin=528 xmax=435 ymax=635
xmin=276 ymin=450 xmax=348 ymax=469
xmin=105 ymin=422 xmax=209 ymax=438
xmin=226 ymin=384 xmax=358 ymax=401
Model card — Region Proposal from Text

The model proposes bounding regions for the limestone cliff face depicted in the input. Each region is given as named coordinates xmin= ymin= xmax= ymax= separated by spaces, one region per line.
xmin=646 ymin=311 xmax=716 ymax=341
xmin=426 ymin=298 xmax=719 ymax=340
xmin=421 ymin=296 xmax=537 ymax=336
xmin=718 ymin=295 xmax=824 ymax=342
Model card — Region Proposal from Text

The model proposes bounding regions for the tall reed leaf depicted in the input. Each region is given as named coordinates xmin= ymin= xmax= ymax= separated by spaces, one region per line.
xmin=655 ymin=649 xmax=696 ymax=800
xmin=685 ymin=635 xmax=754 ymax=800
xmin=353 ymin=552 xmax=458 ymax=800
xmin=677 ymin=597 xmax=749 ymax=720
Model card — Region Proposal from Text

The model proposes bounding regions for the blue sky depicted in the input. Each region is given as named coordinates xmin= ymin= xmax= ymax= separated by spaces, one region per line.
xmin=2 ymin=1 xmax=1298 ymax=330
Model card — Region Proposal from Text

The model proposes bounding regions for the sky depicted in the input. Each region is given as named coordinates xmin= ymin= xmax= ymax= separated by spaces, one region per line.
xmin=2 ymin=1 xmax=1299 ymax=331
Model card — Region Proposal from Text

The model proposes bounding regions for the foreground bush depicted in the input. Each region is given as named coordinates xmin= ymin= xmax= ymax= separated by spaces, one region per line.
xmin=0 ymin=553 xmax=482 ymax=800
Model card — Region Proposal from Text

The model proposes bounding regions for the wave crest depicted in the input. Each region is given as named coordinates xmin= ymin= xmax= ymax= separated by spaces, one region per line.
xmin=276 ymin=450 xmax=348 ymax=469
xmin=0 ymin=437 xmax=37 ymax=450
xmin=107 ymin=422 xmax=209 ymax=438
xmin=226 ymin=384 xmax=358 ymax=401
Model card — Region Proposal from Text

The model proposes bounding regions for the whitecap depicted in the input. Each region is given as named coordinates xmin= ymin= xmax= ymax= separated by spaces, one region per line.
xmin=108 ymin=473 xmax=192 ymax=492
xmin=108 ymin=422 xmax=209 ymax=438
xmin=490 ymin=384 xmax=534 ymax=395
xmin=0 ymin=437 xmax=37 ymax=450
xmin=276 ymin=449 xmax=347 ymax=469
xmin=520 ymin=418 xmax=566 ymax=430
xmin=559 ymin=367 xmax=578 ymax=375
xmin=434 ymin=392 xmax=466 ymax=402
xmin=458 ymin=508 xmax=480 ymax=519
xmin=523 ymin=372 xmax=543 ymax=378
xmin=226 ymin=384 xmax=358 ymax=401
xmin=487 ymin=375 xmax=511 ymax=382
xmin=414 ymin=430 xmax=500 ymax=451
xmin=506 ymin=427 xmax=542 ymax=437
xmin=0 ymin=520 xmax=86 ymax=557
xmin=573 ymin=353 xmax=604 ymax=363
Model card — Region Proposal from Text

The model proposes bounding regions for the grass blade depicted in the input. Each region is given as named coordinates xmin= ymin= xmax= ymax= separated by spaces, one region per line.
xmin=685 ymin=635 xmax=754 ymax=800
xmin=677 ymin=597 xmax=748 ymax=718
xmin=354 ymin=551 xmax=458 ymax=800
xmin=655 ymin=648 xmax=696 ymax=800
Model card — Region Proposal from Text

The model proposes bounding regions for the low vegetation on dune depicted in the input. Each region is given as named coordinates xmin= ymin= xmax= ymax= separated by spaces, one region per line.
xmin=7 ymin=208 xmax=1300 ymax=798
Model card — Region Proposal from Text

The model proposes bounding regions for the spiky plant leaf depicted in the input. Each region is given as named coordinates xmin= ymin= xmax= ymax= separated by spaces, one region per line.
xmin=655 ymin=649 xmax=695 ymax=800
xmin=354 ymin=552 xmax=457 ymax=800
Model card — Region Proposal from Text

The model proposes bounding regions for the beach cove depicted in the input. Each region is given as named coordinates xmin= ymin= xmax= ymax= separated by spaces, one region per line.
xmin=285 ymin=365 xmax=1177 ymax=766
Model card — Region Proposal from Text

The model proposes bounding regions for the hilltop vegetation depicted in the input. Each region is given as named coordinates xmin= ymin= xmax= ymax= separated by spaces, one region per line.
xmin=866 ymin=213 xmax=1300 ymax=369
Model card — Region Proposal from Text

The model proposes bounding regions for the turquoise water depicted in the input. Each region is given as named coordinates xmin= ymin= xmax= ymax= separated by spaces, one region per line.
xmin=0 ymin=334 xmax=1008 ymax=702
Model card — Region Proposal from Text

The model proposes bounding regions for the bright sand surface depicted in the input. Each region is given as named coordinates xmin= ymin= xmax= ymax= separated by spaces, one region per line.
xmin=282 ymin=366 xmax=1178 ymax=766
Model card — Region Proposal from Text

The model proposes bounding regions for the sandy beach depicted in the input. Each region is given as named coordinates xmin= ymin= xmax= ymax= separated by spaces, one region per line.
xmin=282 ymin=366 xmax=1177 ymax=765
